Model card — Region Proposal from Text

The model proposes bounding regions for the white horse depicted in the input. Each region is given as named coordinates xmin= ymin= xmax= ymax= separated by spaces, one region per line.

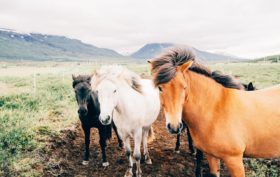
xmin=92 ymin=65 xmax=160 ymax=177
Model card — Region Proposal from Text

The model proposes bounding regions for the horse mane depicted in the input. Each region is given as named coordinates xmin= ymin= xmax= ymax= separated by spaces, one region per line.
xmin=94 ymin=65 xmax=143 ymax=94
xmin=151 ymin=48 xmax=244 ymax=90
xmin=72 ymin=75 xmax=92 ymax=88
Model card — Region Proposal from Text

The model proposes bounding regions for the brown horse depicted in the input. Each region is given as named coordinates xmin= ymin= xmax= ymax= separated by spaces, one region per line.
xmin=149 ymin=48 xmax=280 ymax=177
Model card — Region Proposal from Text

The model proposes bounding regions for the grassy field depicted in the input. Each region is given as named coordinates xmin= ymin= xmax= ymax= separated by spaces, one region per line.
xmin=0 ymin=61 xmax=279 ymax=176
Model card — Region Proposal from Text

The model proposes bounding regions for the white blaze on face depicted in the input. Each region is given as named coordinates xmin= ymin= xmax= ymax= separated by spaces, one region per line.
xmin=164 ymin=109 xmax=182 ymax=129
xmin=96 ymin=80 xmax=118 ymax=125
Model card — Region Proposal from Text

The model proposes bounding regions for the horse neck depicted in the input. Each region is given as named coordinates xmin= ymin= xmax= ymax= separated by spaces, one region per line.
xmin=87 ymin=94 xmax=99 ymax=118
xmin=183 ymin=71 xmax=229 ymax=128
xmin=115 ymin=82 xmax=142 ymax=118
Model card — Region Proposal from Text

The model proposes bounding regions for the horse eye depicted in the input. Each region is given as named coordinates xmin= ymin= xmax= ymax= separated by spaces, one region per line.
xmin=113 ymin=89 xmax=117 ymax=93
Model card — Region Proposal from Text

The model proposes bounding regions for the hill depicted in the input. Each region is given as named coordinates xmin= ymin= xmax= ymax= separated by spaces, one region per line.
xmin=0 ymin=29 xmax=123 ymax=60
xmin=130 ymin=43 xmax=242 ymax=62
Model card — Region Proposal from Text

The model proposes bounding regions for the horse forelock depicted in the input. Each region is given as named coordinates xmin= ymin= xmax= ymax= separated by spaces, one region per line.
xmin=72 ymin=75 xmax=92 ymax=88
xmin=151 ymin=48 xmax=244 ymax=90
xmin=151 ymin=48 xmax=195 ymax=86
xmin=93 ymin=65 xmax=143 ymax=94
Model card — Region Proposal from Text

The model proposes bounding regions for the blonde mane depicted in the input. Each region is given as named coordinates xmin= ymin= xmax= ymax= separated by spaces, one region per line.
xmin=92 ymin=65 xmax=142 ymax=94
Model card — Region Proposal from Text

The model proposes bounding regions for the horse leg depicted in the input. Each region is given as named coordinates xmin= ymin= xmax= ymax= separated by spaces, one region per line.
xmin=124 ymin=136 xmax=133 ymax=177
xmin=134 ymin=129 xmax=143 ymax=177
xmin=142 ymin=128 xmax=152 ymax=164
xmin=223 ymin=156 xmax=245 ymax=177
xmin=195 ymin=149 xmax=203 ymax=177
xmin=175 ymin=133 xmax=181 ymax=153
xmin=186 ymin=125 xmax=196 ymax=154
xmin=112 ymin=121 xmax=123 ymax=148
xmin=98 ymin=128 xmax=109 ymax=167
xmin=82 ymin=126 xmax=90 ymax=165
xmin=205 ymin=154 xmax=220 ymax=177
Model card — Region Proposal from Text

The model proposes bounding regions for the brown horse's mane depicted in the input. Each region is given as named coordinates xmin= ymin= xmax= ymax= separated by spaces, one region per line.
xmin=150 ymin=48 xmax=244 ymax=90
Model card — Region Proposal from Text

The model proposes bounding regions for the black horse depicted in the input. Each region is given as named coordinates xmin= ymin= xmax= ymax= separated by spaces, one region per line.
xmin=243 ymin=82 xmax=256 ymax=91
xmin=72 ymin=74 xmax=123 ymax=166
xmin=175 ymin=81 xmax=256 ymax=177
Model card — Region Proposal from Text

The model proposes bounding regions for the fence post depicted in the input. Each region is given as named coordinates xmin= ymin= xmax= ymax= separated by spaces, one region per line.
xmin=33 ymin=73 xmax=36 ymax=93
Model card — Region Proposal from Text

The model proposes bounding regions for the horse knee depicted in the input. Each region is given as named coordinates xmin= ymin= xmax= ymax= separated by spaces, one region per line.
xmin=134 ymin=153 xmax=141 ymax=162
xmin=126 ymin=150 xmax=131 ymax=158
xmin=99 ymin=139 xmax=107 ymax=148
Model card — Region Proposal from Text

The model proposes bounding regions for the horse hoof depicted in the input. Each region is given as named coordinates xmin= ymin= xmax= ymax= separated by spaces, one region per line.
xmin=145 ymin=158 xmax=152 ymax=165
xmin=175 ymin=150 xmax=180 ymax=154
xmin=102 ymin=162 xmax=109 ymax=167
xmin=124 ymin=170 xmax=133 ymax=177
xmin=82 ymin=160 xmax=89 ymax=165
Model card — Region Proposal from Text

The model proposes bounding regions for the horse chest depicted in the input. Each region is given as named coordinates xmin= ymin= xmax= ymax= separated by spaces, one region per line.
xmin=113 ymin=117 xmax=138 ymax=137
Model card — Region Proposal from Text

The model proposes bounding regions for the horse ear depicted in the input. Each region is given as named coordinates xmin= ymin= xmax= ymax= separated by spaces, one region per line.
xmin=179 ymin=61 xmax=193 ymax=72
xmin=88 ymin=74 xmax=94 ymax=80
xmin=147 ymin=59 xmax=154 ymax=64
xmin=248 ymin=82 xmax=254 ymax=90
xmin=86 ymin=75 xmax=92 ymax=83
xmin=72 ymin=74 xmax=76 ymax=80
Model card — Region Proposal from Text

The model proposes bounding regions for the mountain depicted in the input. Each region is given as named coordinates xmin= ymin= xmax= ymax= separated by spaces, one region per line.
xmin=130 ymin=43 xmax=174 ymax=59
xmin=0 ymin=29 xmax=123 ymax=60
xmin=130 ymin=43 xmax=242 ymax=61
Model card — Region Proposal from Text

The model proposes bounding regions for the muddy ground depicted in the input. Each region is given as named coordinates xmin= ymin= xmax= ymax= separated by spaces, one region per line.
xmin=41 ymin=112 xmax=279 ymax=177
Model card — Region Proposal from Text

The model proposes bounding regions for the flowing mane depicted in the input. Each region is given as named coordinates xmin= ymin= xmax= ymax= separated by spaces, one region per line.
xmin=150 ymin=48 xmax=244 ymax=90
xmin=93 ymin=65 xmax=143 ymax=93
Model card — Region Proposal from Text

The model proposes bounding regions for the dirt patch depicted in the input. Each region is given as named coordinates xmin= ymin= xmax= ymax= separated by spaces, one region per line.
xmin=41 ymin=113 xmax=279 ymax=177
xmin=41 ymin=113 xmax=219 ymax=177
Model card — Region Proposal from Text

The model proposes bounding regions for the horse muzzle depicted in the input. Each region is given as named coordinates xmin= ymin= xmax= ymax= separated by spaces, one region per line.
xmin=167 ymin=122 xmax=183 ymax=134
xmin=78 ymin=107 xmax=88 ymax=117
xmin=99 ymin=115 xmax=112 ymax=125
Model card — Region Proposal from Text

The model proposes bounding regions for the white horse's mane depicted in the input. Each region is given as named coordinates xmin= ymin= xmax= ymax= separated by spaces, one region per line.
xmin=93 ymin=65 xmax=143 ymax=93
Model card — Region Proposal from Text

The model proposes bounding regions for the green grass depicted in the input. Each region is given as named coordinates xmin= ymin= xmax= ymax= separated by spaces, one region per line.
xmin=0 ymin=61 xmax=279 ymax=176
xmin=210 ymin=63 xmax=280 ymax=88
xmin=0 ymin=74 xmax=76 ymax=176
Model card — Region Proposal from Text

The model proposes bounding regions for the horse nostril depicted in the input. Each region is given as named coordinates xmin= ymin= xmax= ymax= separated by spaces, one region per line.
xmin=78 ymin=108 xmax=87 ymax=115
xmin=167 ymin=123 xmax=171 ymax=130
xmin=100 ymin=115 xmax=111 ymax=125
xmin=167 ymin=123 xmax=181 ymax=134
xmin=106 ymin=115 xmax=110 ymax=121
xmin=179 ymin=122 xmax=183 ymax=130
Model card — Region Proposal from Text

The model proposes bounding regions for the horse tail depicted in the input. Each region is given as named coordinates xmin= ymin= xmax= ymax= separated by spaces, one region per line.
xmin=106 ymin=124 xmax=112 ymax=140
xmin=147 ymin=126 xmax=155 ymax=143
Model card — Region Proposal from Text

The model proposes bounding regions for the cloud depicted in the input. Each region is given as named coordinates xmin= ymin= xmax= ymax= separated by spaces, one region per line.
xmin=0 ymin=0 xmax=279 ymax=58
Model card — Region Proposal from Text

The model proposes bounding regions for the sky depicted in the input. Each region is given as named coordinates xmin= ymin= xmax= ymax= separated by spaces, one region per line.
xmin=0 ymin=0 xmax=279 ymax=58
